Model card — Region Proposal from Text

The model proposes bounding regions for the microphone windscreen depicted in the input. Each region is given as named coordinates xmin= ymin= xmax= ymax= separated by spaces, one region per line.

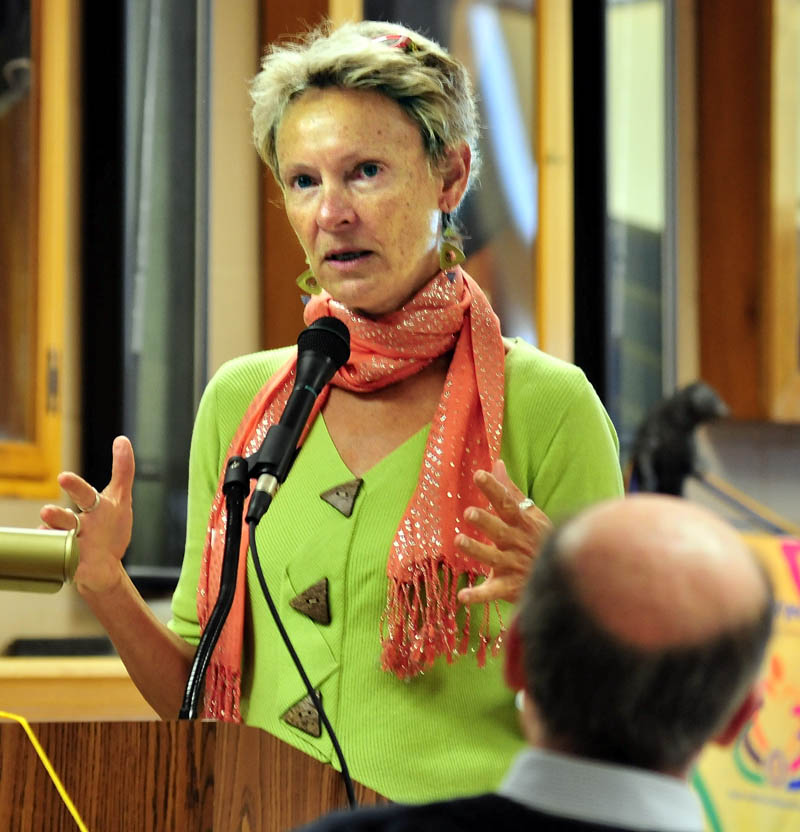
xmin=297 ymin=317 xmax=350 ymax=368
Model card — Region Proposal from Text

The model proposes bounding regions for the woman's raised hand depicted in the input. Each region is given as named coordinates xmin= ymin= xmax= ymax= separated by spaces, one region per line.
xmin=455 ymin=459 xmax=552 ymax=605
xmin=40 ymin=436 xmax=135 ymax=596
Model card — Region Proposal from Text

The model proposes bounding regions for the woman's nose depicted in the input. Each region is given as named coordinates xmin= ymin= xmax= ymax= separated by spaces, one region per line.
xmin=317 ymin=185 xmax=355 ymax=229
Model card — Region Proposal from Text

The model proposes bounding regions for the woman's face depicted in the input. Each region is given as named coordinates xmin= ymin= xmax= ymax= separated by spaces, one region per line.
xmin=276 ymin=87 xmax=454 ymax=316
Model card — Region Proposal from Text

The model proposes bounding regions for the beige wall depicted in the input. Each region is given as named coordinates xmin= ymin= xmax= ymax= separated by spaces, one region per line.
xmin=207 ymin=0 xmax=261 ymax=375
xmin=607 ymin=1 xmax=665 ymax=231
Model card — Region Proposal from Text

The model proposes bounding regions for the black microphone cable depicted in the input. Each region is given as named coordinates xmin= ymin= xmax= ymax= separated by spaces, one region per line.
xmin=249 ymin=521 xmax=357 ymax=809
xmin=245 ymin=316 xmax=357 ymax=808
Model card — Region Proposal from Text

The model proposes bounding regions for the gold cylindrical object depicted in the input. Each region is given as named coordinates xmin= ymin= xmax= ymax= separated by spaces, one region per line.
xmin=0 ymin=527 xmax=79 ymax=593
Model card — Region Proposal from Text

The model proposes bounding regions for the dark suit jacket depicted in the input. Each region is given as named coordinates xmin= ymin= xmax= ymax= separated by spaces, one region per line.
xmin=297 ymin=793 xmax=661 ymax=831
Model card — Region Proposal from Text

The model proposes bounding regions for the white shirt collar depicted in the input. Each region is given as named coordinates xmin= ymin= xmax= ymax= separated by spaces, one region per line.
xmin=497 ymin=747 xmax=704 ymax=831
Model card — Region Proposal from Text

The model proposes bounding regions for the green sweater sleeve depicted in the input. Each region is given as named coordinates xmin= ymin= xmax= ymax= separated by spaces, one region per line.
xmin=501 ymin=339 xmax=623 ymax=524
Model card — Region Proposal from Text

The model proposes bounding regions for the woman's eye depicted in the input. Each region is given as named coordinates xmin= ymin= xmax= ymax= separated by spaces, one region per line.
xmin=359 ymin=163 xmax=380 ymax=178
xmin=293 ymin=173 xmax=315 ymax=189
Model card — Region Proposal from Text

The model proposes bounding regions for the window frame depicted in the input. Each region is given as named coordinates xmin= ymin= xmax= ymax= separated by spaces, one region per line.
xmin=0 ymin=0 xmax=72 ymax=497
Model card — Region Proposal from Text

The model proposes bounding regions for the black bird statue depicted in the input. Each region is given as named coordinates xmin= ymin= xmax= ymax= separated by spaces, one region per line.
xmin=628 ymin=381 xmax=729 ymax=496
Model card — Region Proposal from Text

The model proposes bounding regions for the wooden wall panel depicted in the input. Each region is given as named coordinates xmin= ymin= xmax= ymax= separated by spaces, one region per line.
xmin=697 ymin=0 xmax=771 ymax=419
xmin=259 ymin=1 xmax=332 ymax=350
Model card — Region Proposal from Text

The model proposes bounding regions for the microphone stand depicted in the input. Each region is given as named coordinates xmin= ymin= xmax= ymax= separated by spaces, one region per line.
xmin=178 ymin=397 xmax=316 ymax=719
xmin=178 ymin=456 xmax=249 ymax=720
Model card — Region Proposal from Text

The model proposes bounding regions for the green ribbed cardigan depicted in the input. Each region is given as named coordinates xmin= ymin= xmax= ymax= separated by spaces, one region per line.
xmin=169 ymin=338 xmax=623 ymax=802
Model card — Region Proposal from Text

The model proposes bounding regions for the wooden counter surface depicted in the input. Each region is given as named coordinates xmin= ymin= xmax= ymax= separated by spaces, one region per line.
xmin=0 ymin=656 xmax=158 ymax=721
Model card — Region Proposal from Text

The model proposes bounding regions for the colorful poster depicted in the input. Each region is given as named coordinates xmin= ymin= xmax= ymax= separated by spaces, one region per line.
xmin=694 ymin=535 xmax=800 ymax=831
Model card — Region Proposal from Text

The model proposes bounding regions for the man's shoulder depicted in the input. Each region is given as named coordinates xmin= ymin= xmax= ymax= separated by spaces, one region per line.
xmin=298 ymin=795 xmax=525 ymax=832
xmin=298 ymin=793 xmax=631 ymax=831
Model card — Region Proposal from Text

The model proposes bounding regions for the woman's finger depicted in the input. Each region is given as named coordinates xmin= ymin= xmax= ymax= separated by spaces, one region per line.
xmin=56 ymin=473 xmax=99 ymax=513
xmin=455 ymin=533 xmax=530 ymax=572
xmin=489 ymin=459 xmax=526 ymax=501
xmin=473 ymin=462 xmax=534 ymax=524
xmin=56 ymin=435 xmax=135 ymax=511
xmin=458 ymin=574 xmax=522 ymax=605
xmin=108 ymin=435 xmax=135 ymax=503
xmin=456 ymin=461 xmax=554 ymax=606
xmin=463 ymin=507 xmax=531 ymax=550
xmin=455 ymin=533 xmax=504 ymax=568
xmin=473 ymin=470 xmax=522 ymax=523
xmin=39 ymin=505 xmax=82 ymax=532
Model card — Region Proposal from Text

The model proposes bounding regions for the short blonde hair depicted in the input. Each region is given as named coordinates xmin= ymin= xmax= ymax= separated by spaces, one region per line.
xmin=250 ymin=20 xmax=481 ymax=194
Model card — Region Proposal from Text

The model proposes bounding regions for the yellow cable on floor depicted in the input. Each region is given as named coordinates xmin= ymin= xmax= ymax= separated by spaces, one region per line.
xmin=0 ymin=710 xmax=89 ymax=832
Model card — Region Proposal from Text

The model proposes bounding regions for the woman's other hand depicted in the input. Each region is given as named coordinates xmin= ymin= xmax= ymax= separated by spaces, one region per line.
xmin=40 ymin=436 xmax=135 ymax=596
xmin=455 ymin=460 xmax=552 ymax=605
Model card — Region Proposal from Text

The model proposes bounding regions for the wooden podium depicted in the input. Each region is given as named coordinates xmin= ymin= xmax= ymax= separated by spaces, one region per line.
xmin=0 ymin=720 xmax=387 ymax=831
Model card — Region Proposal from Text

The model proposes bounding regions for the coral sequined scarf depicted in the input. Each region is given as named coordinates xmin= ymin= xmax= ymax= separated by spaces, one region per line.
xmin=197 ymin=267 xmax=505 ymax=720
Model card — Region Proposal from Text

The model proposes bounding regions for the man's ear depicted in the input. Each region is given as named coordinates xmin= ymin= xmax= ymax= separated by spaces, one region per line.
xmin=437 ymin=143 xmax=471 ymax=214
xmin=504 ymin=615 xmax=527 ymax=692
xmin=713 ymin=682 xmax=765 ymax=747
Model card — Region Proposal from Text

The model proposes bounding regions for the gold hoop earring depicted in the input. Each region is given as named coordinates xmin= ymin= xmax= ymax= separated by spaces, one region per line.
xmin=296 ymin=267 xmax=322 ymax=295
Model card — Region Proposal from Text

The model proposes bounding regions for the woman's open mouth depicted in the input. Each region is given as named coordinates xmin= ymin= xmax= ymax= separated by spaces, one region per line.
xmin=325 ymin=250 xmax=372 ymax=263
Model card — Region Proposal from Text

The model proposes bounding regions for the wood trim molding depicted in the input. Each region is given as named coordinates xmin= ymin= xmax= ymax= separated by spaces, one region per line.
xmin=674 ymin=0 xmax=700 ymax=386
xmin=536 ymin=0 xmax=574 ymax=361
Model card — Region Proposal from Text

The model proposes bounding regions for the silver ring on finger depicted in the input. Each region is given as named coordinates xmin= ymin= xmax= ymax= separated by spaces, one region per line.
xmin=518 ymin=498 xmax=535 ymax=512
xmin=66 ymin=508 xmax=81 ymax=537
xmin=77 ymin=487 xmax=101 ymax=514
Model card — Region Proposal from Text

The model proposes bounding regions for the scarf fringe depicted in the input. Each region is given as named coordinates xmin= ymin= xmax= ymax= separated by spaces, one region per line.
xmin=380 ymin=562 xmax=506 ymax=679
xmin=201 ymin=663 xmax=242 ymax=723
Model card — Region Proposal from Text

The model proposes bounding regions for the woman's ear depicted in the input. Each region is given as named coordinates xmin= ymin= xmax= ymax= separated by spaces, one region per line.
xmin=438 ymin=143 xmax=472 ymax=214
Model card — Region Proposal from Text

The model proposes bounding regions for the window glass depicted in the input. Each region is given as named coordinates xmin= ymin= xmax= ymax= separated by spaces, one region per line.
xmin=0 ymin=1 xmax=35 ymax=442
xmin=605 ymin=0 xmax=671 ymax=456
xmin=363 ymin=0 xmax=538 ymax=342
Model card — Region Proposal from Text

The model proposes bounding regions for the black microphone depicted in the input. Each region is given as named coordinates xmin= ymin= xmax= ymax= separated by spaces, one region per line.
xmin=246 ymin=316 xmax=350 ymax=523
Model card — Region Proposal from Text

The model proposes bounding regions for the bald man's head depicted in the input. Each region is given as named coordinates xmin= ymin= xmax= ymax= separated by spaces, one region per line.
xmin=518 ymin=495 xmax=773 ymax=774
xmin=561 ymin=495 xmax=769 ymax=648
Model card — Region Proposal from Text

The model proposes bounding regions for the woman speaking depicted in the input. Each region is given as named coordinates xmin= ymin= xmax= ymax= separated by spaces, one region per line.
xmin=41 ymin=21 xmax=623 ymax=803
